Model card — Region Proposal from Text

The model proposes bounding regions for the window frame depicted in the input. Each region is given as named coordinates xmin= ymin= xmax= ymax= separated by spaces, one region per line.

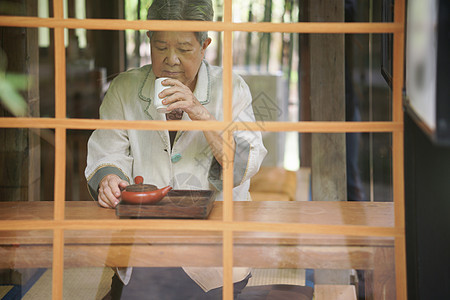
xmin=0 ymin=0 xmax=407 ymax=299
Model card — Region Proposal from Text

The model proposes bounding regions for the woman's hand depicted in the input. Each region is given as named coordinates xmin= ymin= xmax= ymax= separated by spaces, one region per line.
xmin=98 ymin=174 xmax=129 ymax=208
xmin=158 ymin=78 xmax=230 ymax=166
xmin=159 ymin=78 xmax=231 ymax=166
xmin=159 ymin=78 xmax=213 ymax=121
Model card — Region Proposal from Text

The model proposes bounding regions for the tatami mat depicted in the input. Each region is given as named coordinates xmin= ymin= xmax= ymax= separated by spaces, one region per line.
xmin=248 ymin=268 xmax=305 ymax=286
xmin=0 ymin=285 xmax=14 ymax=299
xmin=22 ymin=267 xmax=113 ymax=300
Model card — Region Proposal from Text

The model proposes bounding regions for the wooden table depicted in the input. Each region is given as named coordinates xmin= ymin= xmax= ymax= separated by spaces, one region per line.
xmin=0 ymin=201 xmax=395 ymax=299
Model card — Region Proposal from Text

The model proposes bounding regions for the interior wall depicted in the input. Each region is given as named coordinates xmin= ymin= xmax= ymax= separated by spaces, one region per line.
xmin=404 ymin=112 xmax=450 ymax=300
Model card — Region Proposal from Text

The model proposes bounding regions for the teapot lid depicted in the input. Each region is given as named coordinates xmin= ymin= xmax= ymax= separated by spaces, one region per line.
xmin=124 ymin=176 xmax=158 ymax=193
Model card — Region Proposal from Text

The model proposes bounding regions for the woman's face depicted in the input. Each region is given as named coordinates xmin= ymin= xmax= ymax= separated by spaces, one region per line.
xmin=150 ymin=31 xmax=211 ymax=91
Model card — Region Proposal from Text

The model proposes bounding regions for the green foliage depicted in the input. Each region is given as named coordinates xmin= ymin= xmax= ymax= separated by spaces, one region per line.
xmin=125 ymin=0 xmax=153 ymax=20
xmin=0 ymin=50 xmax=28 ymax=117
xmin=0 ymin=74 xmax=28 ymax=117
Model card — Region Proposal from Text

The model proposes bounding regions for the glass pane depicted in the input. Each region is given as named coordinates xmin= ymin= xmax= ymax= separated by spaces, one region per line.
xmin=66 ymin=129 xmax=93 ymax=201
xmin=72 ymin=128 xmax=393 ymax=219
xmin=66 ymin=29 xmax=119 ymax=119
xmin=232 ymin=0 xmax=395 ymax=23
xmin=0 ymin=230 xmax=52 ymax=299
xmin=0 ymin=0 xmax=46 ymax=17
xmin=234 ymin=232 xmax=396 ymax=299
xmin=0 ymin=128 xmax=55 ymax=207
xmin=66 ymin=187 xmax=223 ymax=220
xmin=63 ymin=267 xmax=111 ymax=299
xmin=359 ymin=132 xmax=393 ymax=202
xmin=74 ymin=0 xmax=222 ymax=21
xmin=233 ymin=32 xmax=393 ymax=122
xmin=249 ymin=131 xmax=392 ymax=204
xmin=233 ymin=200 xmax=394 ymax=226
xmin=0 ymin=26 xmax=56 ymax=118
xmin=77 ymin=128 xmax=224 ymax=213
xmin=66 ymin=29 xmax=222 ymax=119
xmin=64 ymin=229 xmax=223 ymax=298
xmin=123 ymin=29 xmax=222 ymax=69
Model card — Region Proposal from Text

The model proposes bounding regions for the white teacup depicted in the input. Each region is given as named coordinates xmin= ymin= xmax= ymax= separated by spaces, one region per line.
xmin=154 ymin=77 xmax=171 ymax=113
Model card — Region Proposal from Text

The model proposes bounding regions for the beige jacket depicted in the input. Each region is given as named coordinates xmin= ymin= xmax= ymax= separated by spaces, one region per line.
xmin=85 ymin=61 xmax=267 ymax=291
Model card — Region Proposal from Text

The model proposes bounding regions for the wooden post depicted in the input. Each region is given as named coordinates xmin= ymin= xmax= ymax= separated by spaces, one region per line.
xmin=372 ymin=247 xmax=396 ymax=300
xmin=307 ymin=0 xmax=347 ymax=201
xmin=300 ymin=0 xmax=349 ymax=289
xmin=86 ymin=0 xmax=125 ymax=78
xmin=0 ymin=0 xmax=40 ymax=202
xmin=299 ymin=0 xmax=312 ymax=168
xmin=26 ymin=11 xmax=41 ymax=202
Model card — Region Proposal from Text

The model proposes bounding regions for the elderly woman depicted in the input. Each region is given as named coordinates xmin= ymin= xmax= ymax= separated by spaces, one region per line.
xmin=85 ymin=0 xmax=266 ymax=299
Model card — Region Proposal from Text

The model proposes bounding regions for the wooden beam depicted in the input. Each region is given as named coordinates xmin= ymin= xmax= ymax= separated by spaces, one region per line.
xmin=0 ymin=17 xmax=403 ymax=33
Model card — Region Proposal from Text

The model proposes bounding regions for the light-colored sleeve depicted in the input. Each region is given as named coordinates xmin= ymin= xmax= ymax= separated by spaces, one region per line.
xmin=231 ymin=75 xmax=267 ymax=184
xmin=84 ymin=78 xmax=133 ymax=200
xmin=208 ymin=75 xmax=267 ymax=190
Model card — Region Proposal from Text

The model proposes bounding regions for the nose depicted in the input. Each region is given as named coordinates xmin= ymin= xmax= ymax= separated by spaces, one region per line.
xmin=164 ymin=49 xmax=180 ymax=66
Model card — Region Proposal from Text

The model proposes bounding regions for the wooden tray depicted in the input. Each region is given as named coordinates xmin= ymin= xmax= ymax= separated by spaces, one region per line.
xmin=116 ymin=190 xmax=216 ymax=219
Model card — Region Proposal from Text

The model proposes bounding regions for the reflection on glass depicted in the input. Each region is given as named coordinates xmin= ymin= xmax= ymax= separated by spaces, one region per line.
xmin=82 ymin=1 xmax=266 ymax=209
xmin=0 ymin=230 xmax=52 ymax=299
xmin=66 ymin=33 xmax=105 ymax=119
xmin=0 ymin=0 xmax=44 ymax=17
xmin=66 ymin=2 xmax=225 ymax=119
xmin=359 ymin=133 xmax=393 ymax=202
xmin=232 ymin=0 xmax=394 ymax=23
xmin=0 ymin=27 xmax=55 ymax=118
xmin=20 ymin=268 xmax=53 ymax=299
xmin=64 ymin=229 xmax=224 ymax=299
xmin=66 ymin=130 xmax=93 ymax=201
xmin=65 ymin=129 xmax=392 ymax=208
xmin=0 ymin=0 xmax=394 ymax=24
xmin=66 ymin=163 xmax=222 ymax=220
xmin=235 ymin=191 xmax=394 ymax=226
xmin=234 ymin=232 xmax=396 ymax=299
xmin=83 ymin=128 xmax=265 ymax=209
xmin=64 ymin=0 xmax=223 ymax=101
xmin=0 ymin=128 xmax=55 ymax=204
xmin=248 ymin=131 xmax=392 ymax=204
xmin=60 ymin=0 xmax=225 ymax=21
xmin=234 ymin=32 xmax=393 ymax=123
xmin=124 ymin=30 xmax=224 ymax=70
xmin=232 ymin=0 xmax=297 ymax=23
xmin=65 ymin=27 xmax=222 ymax=119
xmin=62 ymin=267 xmax=112 ymax=299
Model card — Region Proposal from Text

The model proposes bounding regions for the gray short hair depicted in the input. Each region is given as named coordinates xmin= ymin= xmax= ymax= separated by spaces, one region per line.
xmin=147 ymin=0 xmax=214 ymax=45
